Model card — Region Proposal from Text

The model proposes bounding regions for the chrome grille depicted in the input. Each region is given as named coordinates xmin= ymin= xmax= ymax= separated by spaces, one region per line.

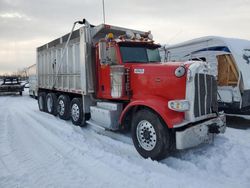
xmin=194 ymin=74 xmax=218 ymax=117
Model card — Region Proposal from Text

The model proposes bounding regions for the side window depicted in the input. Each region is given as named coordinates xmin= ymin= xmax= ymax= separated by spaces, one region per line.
xmin=107 ymin=46 xmax=118 ymax=65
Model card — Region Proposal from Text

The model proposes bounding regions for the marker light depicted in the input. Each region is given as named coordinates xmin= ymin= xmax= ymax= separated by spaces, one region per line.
xmin=148 ymin=33 xmax=153 ymax=40
xmin=135 ymin=33 xmax=141 ymax=40
xmin=106 ymin=33 xmax=114 ymax=40
xmin=168 ymin=100 xmax=190 ymax=112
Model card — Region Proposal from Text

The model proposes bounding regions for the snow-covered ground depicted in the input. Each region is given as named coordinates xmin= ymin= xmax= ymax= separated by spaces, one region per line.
xmin=0 ymin=90 xmax=250 ymax=188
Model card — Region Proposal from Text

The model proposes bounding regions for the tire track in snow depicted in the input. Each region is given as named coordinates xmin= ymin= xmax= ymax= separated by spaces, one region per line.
xmin=0 ymin=97 xmax=19 ymax=175
xmin=0 ymin=96 xmax=146 ymax=188
xmin=0 ymin=96 xmax=184 ymax=188
xmin=15 ymin=104 xmax=148 ymax=188
xmin=1 ymin=96 xmax=88 ymax=187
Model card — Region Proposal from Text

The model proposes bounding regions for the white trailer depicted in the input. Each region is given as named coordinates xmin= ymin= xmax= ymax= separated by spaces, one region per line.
xmin=163 ymin=36 xmax=250 ymax=114
xmin=27 ymin=64 xmax=38 ymax=98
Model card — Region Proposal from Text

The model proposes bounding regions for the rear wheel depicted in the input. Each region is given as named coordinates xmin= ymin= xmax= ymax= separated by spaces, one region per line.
xmin=70 ymin=98 xmax=85 ymax=126
xmin=131 ymin=109 xmax=170 ymax=160
xmin=57 ymin=94 xmax=70 ymax=120
xmin=38 ymin=92 xmax=46 ymax=112
xmin=46 ymin=93 xmax=57 ymax=116
xmin=19 ymin=91 xmax=22 ymax=96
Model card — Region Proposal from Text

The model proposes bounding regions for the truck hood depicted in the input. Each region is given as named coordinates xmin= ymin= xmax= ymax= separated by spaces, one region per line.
xmin=129 ymin=62 xmax=188 ymax=100
xmin=127 ymin=61 xmax=192 ymax=76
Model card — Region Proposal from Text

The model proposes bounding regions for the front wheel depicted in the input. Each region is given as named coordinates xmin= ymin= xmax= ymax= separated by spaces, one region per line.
xmin=131 ymin=109 xmax=170 ymax=160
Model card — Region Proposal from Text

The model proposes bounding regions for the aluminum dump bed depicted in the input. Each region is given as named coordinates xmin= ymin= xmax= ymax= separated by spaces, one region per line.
xmin=37 ymin=22 xmax=145 ymax=95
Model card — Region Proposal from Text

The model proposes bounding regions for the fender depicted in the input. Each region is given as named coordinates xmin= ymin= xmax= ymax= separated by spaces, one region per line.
xmin=119 ymin=95 xmax=184 ymax=128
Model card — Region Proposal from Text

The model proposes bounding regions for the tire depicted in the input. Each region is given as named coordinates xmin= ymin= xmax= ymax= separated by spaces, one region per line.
xmin=70 ymin=98 xmax=85 ymax=126
xmin=46 ymin=93 xmax=57 ymax=116
xmin=19 ymin=91 xmax=22 ymax=96
xmin=57 ymin=94 xmax=70 ymax=120
xmin=38 ymin=92 xmax=46 ymax=112
xmin=131 ymin=109 xmax=170 ymax=160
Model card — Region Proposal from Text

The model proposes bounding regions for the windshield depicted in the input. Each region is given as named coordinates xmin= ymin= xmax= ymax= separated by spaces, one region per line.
xmin=120 ymin=45 xmax=161 ymax=63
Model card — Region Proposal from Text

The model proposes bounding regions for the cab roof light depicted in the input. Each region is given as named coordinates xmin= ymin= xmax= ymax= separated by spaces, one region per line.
xmin=135 ymin=33 xmax=142 ymax=40
xmin=148 ymin=33 xmax=153 ymax=40
xmin=142 ymin=31 xmax=153 ymax=40
xmin=126 ymin=31 xmax=135 ymax=39
xmin=118 ymin=34 xmax=126 ymax=40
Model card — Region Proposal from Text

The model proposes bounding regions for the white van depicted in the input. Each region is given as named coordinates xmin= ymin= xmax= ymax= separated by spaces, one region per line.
xmin=163 ymin=36 xmax=250 ymax=114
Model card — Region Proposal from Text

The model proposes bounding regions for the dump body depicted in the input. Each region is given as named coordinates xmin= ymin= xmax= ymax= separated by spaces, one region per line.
xmin=37 ymin=24 xmax=145 ymax=96
xmin=37 ymin=29 xmax=84 ymax=94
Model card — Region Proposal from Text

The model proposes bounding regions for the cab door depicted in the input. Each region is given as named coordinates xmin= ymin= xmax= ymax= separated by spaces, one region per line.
xmin=97 ymin=42 xmax=119 ymax=99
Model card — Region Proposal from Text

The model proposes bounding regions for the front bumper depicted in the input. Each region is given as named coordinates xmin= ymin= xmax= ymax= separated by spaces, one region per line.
xmin=0 ymin=85 xmax=24 ymax=93
xmin=175 ymin=113 xmax=226 ymax=150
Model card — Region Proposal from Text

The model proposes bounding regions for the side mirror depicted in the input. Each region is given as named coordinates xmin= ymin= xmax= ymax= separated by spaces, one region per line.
xmin=99 ymin=41 xmax=107 ymax=64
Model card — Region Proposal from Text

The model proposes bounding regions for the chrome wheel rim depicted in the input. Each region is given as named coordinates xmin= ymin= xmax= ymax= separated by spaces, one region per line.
xmin=58 ymin=100 xmax=65 ymax=116
xmin=47 ymin=96 xmax=52 ymax=112
xmin=71 ymin=104 xmax=80 ymax=122
xmin=136 ymin=120 xmax=157 ymax=151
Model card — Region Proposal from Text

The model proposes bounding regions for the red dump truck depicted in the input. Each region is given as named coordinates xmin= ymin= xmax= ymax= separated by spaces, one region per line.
xmin=37 ymin=19 xmax=226 ymax=160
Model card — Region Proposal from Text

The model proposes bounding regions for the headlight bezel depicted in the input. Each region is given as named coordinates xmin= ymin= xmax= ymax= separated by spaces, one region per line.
xmin=175 ymin=65 xmax=186 ymax=78
xmin=168 ymin=100 xmax=190 ymax=112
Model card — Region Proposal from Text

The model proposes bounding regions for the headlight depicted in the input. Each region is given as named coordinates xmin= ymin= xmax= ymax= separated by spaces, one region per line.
xmin=168 ymin=100 xmax=190 ymax=112
xmin=175 ymin=65 xmax=186 ymax=77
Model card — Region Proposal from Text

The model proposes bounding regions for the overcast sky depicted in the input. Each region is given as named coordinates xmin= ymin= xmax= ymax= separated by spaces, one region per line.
xmin=0 ymin=0 xmax=250 ymax=74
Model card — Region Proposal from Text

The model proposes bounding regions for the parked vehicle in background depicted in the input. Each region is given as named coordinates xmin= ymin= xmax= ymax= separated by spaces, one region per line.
xmin=0 ymin=76 xmax=24 ymax=95
xmin=27 ymin=64 xmax=38 ymax=98
xmin=163 ymin=36 xmax=250 ymax=114
xmin=37 ymin=19 xmax=226 ymax=160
